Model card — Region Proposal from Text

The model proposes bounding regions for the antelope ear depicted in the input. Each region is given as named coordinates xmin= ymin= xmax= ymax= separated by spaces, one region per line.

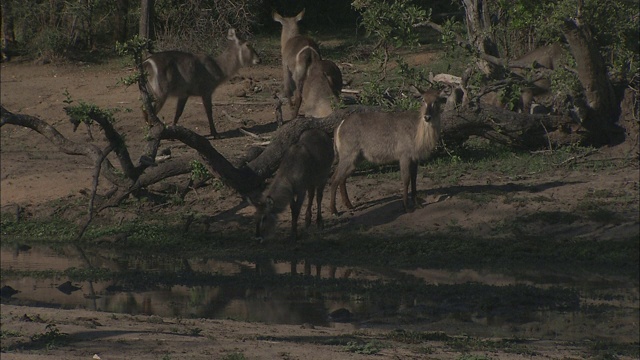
xmin=295 ymin=9 xmax=305 ymax=21
xmin=227 ymin=28 xmax=238 ymax=42
xmin=273 ymin=11 xmax=283 ymax=23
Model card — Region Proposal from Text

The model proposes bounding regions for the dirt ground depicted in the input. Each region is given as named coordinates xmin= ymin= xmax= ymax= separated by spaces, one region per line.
xmin=1 ymin=51 xmax=639 ymax=360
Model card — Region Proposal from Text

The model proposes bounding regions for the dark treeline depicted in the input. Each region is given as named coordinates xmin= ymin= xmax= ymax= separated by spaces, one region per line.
xmin=0 ymin=0 xmax=461 ymax=60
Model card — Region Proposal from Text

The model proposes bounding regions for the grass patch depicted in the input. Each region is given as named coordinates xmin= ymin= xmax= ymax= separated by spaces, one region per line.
xmin=516 ymin=211 xmax=581 ymax=225
xmin=344 ymin=340 xmax=385 ymax=354
xmin=386 ymin=329 xmax=451 ymax=343
xmin=424 ymin=143 xmax=618 ymax=186
xmin=588 ymin=341 xmax=640 ymax=359
xmin=575 ymin=199 xmax=623 ymax=224
xmin=1 ymin=330 xmax=22 ymax=339
xmin=446 ymin=337 xmax=537 ymax=356
xmin=220 ymin=353 xmax=248 ymax=360
xmin=456 ymin=355 xmax=495 ymax=360
xmin=1 ymin=217 xmax=78 ymax=243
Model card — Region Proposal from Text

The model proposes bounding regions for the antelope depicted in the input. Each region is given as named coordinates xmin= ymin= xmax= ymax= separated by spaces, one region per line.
xmin=296 ymin=47 xmax=343 ymax=118
xmin=509 ymin=42 xmax=567 ymax=113
xmin=329 ymin=88 xmax=442 ymax=215
xmin=273 ymin=9 xmax=322 ymax=117
xmin=250 ymin=129 xmax=334 ymax=241
xmin=142 ymin=28 xmax=261 ymax=137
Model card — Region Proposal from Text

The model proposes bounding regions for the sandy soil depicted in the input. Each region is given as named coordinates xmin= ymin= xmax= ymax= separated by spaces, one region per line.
xmin=1 ymin=52 xmax=639 ymax=359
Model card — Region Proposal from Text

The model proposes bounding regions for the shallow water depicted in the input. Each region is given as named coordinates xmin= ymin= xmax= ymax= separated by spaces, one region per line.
xmin=1 ymin=244 xmax=638 ymax=343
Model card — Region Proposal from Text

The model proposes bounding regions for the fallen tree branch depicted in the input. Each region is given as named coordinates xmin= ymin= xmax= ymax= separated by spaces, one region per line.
xmin=1 ymin=105 xmax=126 ymax=187
xmin=75 ymin=143 xmax=115 ymax=241
xmin=239 ymin=127 xmax=266 ymax=140
xmin=2 ymin=98 xmax=580 ymax=213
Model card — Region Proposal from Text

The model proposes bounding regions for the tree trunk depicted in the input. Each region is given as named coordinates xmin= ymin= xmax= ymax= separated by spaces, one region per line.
xmin=561 ymin=18 xmax=622 ymax=145
xmin=1 ymin=0 xmax=15 ymax=42
xmin=1 ymin=0 xmax=15 ymax=61
xmin=139 ymin=0 xmax=154 ymax=40
xmin=114 ymin=0 xmax=129 ymax=44
xmin=461 ymin=0 xmax=501 ymax=77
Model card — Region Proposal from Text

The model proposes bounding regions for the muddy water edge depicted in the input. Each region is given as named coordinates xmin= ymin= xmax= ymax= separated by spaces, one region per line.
xmin=1 ymin=238 xmax=638 ymax=348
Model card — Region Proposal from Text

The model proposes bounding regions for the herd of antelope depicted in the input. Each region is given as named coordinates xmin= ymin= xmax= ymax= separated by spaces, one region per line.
xmin=141 ymin=10 xmax=443 ymax=242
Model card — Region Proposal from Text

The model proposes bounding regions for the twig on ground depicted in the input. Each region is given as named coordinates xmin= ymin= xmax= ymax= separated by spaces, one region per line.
xmin=556 ymin=148 xmax=600 ymax=166
xmin=239 ymin=127 xmax=266 ymax=140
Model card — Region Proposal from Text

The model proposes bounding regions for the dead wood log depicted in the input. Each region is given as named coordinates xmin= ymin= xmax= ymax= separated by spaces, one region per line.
xmin=440 ymin=104 xmax=580 ymax=149
xmin=1 ymin=102 xmax=580 ymax=205
xmin=158 ymin=126 xmax=262 ymax=194
xmin=243 ymin=104 xmax=579 ymax=184
xmin=1 ymin=105 xmax=127 ymax=187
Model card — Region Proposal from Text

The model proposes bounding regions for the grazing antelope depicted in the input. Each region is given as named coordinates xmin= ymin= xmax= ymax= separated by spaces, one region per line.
xmin=296 ymin=47 xmax=343 ymax=118
xmin=142 ymin=28 xmax=261 ymax=137
xmin=329 ymin=88 xmax=442 ymax=214
xmin=273 ymin=9 xmax=322 ymax=117
xmin=250 ymin=129 xmax=334 ymax=242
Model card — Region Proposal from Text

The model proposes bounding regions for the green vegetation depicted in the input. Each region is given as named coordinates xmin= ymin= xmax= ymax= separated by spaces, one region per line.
xmin=1 ymin=217 xmax=78 ymax=243
xmin=0 ymin=330 xmax=22 ymax=339
xmin=456 ymin=355 xmax=495 ymax=360
xmin=30 ymin=324 xmax=70 ymax=350
xmin=344 ymin=340 xmax=384 ymax=355
xmin=589 ymin=341 xmax=640 ymax=359
xmin=220 ymin=353 xmax=248 ymax=360
xmin=447 ymin=337 xmax=536 ymax=356
xmin=386 ymin=330 xmax=451 ymax=344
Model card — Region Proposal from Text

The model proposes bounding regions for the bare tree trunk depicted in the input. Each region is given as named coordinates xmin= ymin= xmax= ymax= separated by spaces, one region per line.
xmin=139 ymin=0 xmax=154 ymax=40
xmin=114 ymin=0 xmax=129 ymax=44
xmin=1 ymin=0 xmax=15 ymax=42
xmin=461 ymin=0 xmax=501 ymax=77
xmin=561 ymin=18 xmax=622 ymax=145
xmin=1 ymin=0 xmax=15 ymax=61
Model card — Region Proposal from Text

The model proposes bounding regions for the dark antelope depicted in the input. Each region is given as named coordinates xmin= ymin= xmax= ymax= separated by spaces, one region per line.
xmin=330 ymin=88 xmax=442 ymax=214
xmin=142 ymin=28 xmax=261 ymax=137
xmin=250 ymin=129 xmax=334 ymax=241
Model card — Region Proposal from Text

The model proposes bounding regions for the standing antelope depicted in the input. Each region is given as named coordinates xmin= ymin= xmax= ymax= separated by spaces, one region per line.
xmin=296 ymin=47 xmax=343 ymax=118
xmin=273 ymin=9 xmax=322 ymax=117
xmin=329 ymin=88 xmax=442 ymax=214
xmin=250 ymin=129 xmax=334 ymax=242
xmin=142 ymin=28 xmax=261 ymax=137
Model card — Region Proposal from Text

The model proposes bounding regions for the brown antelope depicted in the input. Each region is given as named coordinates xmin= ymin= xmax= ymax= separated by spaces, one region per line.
xmin=329 ymin=88 xmax=442 ymax=214
xmin=142 ymin=28 xmax=261 ymax=137
xmin=296 ymin=47 xmax=343 ymax=118
xmin=250 ymin=129 xmax=334 ymax=241
xmin=273 ymin=9 xmax=322 ymax=117
xmin=509 ymin=42 xmax=566 ymax=113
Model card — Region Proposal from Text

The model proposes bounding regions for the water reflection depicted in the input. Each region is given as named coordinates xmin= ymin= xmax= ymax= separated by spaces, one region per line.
xmin=1 ymin=244 xmax=638 ymax=342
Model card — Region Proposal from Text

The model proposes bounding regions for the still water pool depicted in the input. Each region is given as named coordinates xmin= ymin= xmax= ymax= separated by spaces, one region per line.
xmin=1 ymin=244 xmax=638 ymax=343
